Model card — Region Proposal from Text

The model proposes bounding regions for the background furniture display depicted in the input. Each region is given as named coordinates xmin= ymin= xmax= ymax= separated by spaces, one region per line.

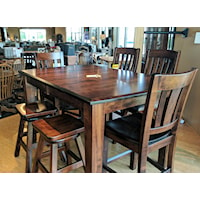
xmin=0 ymin=63 xmax=15 ymax=117
xmin=35 ymin=51 xmax=64 ymax=68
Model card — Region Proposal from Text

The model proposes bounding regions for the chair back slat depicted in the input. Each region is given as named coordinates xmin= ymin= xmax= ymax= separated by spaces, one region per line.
xmin=112 ymin=47 xmax=140 ymax=72
xmin=143 ymin=49 xmax=180 ymax=75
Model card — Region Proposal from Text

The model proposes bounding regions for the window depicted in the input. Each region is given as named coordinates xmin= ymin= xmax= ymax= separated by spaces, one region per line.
xmin=125 ymin=27 xmax=135 ymax=47
xmin=117 ymin=27 xmax=135 ymax=47
xmin=66 ymin=27 xmax=82 ymax=42
xmin=19 ymin=29 xmax=46 ymax=42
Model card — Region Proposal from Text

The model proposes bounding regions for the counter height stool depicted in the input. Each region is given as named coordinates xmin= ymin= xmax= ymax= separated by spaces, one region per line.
xmin=32 ymin=114 xmax=85 ymax=173
xmin=14 ymin=101 xmax=57 ymax=173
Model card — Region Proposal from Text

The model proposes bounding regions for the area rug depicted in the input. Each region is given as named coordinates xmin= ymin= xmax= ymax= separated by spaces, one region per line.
xmin=0 ymin=95 xmax=24 ymax=119
xmin=0 ymin=109 xmax=17 ymax=119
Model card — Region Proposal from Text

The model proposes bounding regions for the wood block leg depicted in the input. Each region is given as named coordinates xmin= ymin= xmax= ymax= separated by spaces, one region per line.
xmin=14 ymin=117 xmax=25 ymax=157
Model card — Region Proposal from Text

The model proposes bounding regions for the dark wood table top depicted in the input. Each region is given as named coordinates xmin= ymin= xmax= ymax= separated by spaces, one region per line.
xmin=20 ymin=64 xmax=150 ymax=105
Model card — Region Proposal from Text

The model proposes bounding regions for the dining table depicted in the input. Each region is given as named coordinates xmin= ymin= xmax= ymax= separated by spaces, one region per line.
xmin=19 ymin=64 xmax=150 ymax=173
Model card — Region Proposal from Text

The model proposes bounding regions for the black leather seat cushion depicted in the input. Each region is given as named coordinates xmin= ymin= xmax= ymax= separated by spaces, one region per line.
xmin=106 ymin=113 xmax=171 ymax=145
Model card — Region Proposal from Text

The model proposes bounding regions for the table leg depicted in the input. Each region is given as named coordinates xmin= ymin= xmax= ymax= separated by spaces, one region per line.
xmin=83 ymin=103 xmax=105 ymax=173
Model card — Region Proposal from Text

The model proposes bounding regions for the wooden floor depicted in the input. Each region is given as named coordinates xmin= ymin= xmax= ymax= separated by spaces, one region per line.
xmin=0 ymin=113 xmax=200 ymax=173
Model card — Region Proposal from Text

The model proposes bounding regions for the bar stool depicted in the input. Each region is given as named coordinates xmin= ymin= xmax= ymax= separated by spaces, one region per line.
xmin=32 ymin=114 xmax=85 ymax=173
xmin=14 ymin=101 xmax=57 ymax=172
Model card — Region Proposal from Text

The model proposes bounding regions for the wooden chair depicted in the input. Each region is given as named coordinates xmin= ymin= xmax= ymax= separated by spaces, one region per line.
xmin=142 ymin=49 xmax=180 ymax=74
xmin=7 ymin=58 xmax=26 ymax=102
xmin=103 ymin=68 xmax=198 ymax=173
xmin=14 ymin=101 xmax=58 ymax=172
xmin=109 ymin=47 xmax=140 ymax=118
xmin=32 ymin=114 xmax=85 ymax=173
xmin=112 ymin=47 xmax=140 ymax=72
xmin=36 ymin=51 xmax=81 ymax=118
xmin=35 ymin=51 xmax=65 ymax=104
xmin=21 ymin=52 xmax=37 ymax=69
xmin=14 ymin=64 xmax=57 ymax=172
xmin=127 ymin=49 xmax=181 ymax=114
xmin=35 ymin=51 xmax=64 ymax=68
xmin=0 ymin=63 xmax=15 ymax=117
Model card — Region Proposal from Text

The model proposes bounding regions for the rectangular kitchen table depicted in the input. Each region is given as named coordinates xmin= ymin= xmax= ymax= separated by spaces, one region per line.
xmin=20 ymin=64 xmax=150 ymax=172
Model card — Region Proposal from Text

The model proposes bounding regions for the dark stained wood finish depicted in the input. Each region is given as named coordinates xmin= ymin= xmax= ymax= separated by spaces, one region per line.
xmin=20 ymin=64 xmax=150 ymax=172
xmin=112 ymin=47 xmax=140 ymax=72
xmin=104 ymin=68 xmax=198 ymax=172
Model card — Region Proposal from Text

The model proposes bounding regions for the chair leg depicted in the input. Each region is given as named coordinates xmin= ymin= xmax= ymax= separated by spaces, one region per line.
xmin=130 ymin=152 xmax=138 ymax=170
xmin=32 ymin=128 xmax=37 ymax=144
xmin=75 ymin=135 xmax=85 ymax=167
xmin=50 ymin=143 xmax=58 ymax=173
xmin=26 ymin=122 xmax=33 ymax=173
xmin=32 ymin=135 xmax=45 ymax=172
xmin=138 ymin=151 xmax=147 ymax=173
xmin=14 ymin=117 xmax=25 ymax=157
xmin=158 ymin=146 xmax=168 ymax=169
xmin=166 ymin=138 xmax=176 ymax=172
xmin=102 ymin=136 xmax=109 ymax=171
xmin=58 ymin=142 xmax=69 ymax=163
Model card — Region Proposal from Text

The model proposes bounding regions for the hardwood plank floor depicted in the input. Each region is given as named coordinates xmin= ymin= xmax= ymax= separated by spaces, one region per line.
xmin=0 ymin=113 xmax=200 ymax=173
